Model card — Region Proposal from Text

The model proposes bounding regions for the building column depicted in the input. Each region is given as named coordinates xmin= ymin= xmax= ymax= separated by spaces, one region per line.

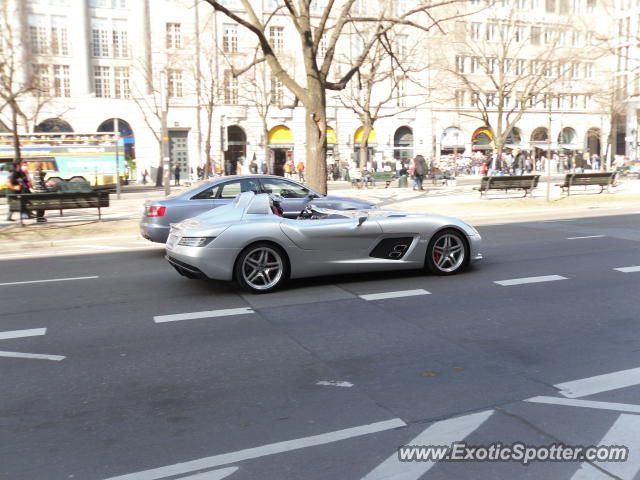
xmin=73 ymin=0 xmax=92 ymax=96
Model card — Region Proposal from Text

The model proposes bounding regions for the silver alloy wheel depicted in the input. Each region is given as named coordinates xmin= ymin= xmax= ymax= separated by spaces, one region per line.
xmin=431 ymin=232 xmax=466 ymax=273
xmin=241 ymin=246 xmax=284 ymax=291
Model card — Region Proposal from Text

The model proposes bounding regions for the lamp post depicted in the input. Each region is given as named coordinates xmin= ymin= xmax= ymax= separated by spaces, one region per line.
xmin=160 ymin=71 xmax=171 ymax=197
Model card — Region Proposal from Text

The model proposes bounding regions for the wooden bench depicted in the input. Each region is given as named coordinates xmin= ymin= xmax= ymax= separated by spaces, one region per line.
xmin=7 ymin=191 xmax=110 ymax=226
xmin=555 ymin=172 xmax=617 ymax=195
xmin=474 ymin=175 xmax=540 ymax=198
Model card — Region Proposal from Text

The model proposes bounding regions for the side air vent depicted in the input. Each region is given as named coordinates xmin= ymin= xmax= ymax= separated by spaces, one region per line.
xmin=369 ymin=237 xmax=413 ymax=260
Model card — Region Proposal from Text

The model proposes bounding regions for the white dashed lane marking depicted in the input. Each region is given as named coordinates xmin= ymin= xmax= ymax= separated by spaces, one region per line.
xmin=614 ymin=266 xmax=640 ymax=273
xmin=359 ymin=289 xmax=430 ymax=301
xmin=316 ymin=380 xmax=354 ymax=388
xmin=494 ymin=275 xmax=567 ymax=286
xmin=154 ymin=307 xmax=254 ymax=323
xmin=566 ymin=235 xmax=606 ymax=240
xmin=0 ymin=276 xmax=99 ymax=286
xmin=0 ymin=328 xmax=46 ymax=340
xmin=0 ymin=351 xmax=65 ymax=361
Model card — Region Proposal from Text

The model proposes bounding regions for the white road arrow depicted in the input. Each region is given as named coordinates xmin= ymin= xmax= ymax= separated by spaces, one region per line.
xmin=0 ymin=328 xmax=65 ymax=361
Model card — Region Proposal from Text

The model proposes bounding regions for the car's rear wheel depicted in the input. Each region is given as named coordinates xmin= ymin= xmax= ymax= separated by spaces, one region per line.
xmin=235 ymin=242 xmax=288 ymax=293
xmin=426 ymin=229 xmax=468 ymax=275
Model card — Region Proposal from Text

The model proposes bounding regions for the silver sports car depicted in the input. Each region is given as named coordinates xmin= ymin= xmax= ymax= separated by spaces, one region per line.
xmin=164 ymin=192 xmax=482 ymax=293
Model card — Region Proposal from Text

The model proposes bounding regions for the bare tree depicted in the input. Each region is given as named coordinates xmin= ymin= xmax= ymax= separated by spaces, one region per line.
xmin=339 ymin=29 xmax=428 ymax=168
xmin=203 ymin=0 xmax=466 ymax=194
xmin=434 ymin=7 xmax=601 ymax=160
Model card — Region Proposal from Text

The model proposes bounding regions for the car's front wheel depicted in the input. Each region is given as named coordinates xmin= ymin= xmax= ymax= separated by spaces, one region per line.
xmin=235 ymin=242 xmax=289 ymax=293
xmin=426 ymin=229 xmax=469 ymax=275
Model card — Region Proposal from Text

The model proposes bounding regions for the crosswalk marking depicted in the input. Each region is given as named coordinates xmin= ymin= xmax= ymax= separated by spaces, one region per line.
xmin=613 ymin=266 xmax=640 ymax=273
xmin=359 ymin=289 xmax=430 ymax=301
xmin=525 ymin=396 xmax=640 ymax=413
xmin=153 ymin=307 xmax=254 ymax=323
xmin=361 ymin=410 xmax=493 ymax=480
xmin=556 ymin=366 xmax=640 ymax=398
xmin=0 ymin=328 xmax=46 ymax=340
xmin=570 ymin=414 xmax=640 ymax=480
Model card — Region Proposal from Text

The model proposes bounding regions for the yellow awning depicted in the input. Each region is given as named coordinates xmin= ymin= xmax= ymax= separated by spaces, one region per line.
xmin=327 ymin=127 xmax=336 ymax=145
xmin=268 ymin=125 xmax=294 ymax=144
xmin=354 ymin=127 xmax=377 ymax=144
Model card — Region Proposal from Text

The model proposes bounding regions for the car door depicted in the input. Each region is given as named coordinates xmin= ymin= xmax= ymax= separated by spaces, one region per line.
xmin=259 ymin=178 xmax=310 ymax=217
xmin=280 ymin=216 xmax=382 ymax=251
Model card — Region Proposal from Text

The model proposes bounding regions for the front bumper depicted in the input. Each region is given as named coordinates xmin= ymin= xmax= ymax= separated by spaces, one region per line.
xmin=467 ymin=233 xmax=483 ymax=263
xmin=165 ymin=242 xmax=241 ymax=281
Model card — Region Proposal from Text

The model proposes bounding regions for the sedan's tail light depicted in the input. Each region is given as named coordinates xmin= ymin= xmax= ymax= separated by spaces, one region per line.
xmin=146 ymin=205 xmax=166 ymax=217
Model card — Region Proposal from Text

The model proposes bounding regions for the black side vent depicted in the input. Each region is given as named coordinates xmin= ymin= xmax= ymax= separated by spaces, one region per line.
xmin=369 ymin=237 xmax=413 ymax=260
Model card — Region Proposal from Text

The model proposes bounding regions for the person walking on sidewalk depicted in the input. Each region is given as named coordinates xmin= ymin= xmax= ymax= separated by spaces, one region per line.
xmin=411 ymin=155 xmax=428 ymax=191
xmin=6 ymin=162 xmax=32 ymax=221
xmin=31 ymin=164 xmax=48 ymax=223
xmin=296 ymin=160 xmax=305 ymax=182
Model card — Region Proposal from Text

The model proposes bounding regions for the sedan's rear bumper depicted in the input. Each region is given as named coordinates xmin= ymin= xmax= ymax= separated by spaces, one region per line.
xmin=140 ymin=221 xmax=169 ymax=243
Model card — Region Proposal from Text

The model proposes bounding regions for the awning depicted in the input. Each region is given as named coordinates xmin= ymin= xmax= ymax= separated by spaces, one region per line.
xmin=327 ymin=127 xmax=336 ymax=145
xmin=268 ymin=125 xmax=293 ymax=145
xmin=354 ymin=126 xmax=377 ymax=145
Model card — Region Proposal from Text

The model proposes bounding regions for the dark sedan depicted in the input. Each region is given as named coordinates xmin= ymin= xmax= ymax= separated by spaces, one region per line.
xmin=140 ymin=175 xmax=376 ymax=243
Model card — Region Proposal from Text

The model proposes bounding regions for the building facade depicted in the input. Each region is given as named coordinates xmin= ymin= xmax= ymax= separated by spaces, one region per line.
xmin=0 ymin=0 xmax=617 ymax=182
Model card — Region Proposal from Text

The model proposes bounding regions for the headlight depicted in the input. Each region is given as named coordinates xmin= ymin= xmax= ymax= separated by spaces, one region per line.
xmin=177 ymin=237 xmax=215 ymax=247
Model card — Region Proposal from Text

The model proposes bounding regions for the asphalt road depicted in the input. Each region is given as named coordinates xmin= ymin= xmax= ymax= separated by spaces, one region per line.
xmin=1 ymin=213 xmax=640 ymax=480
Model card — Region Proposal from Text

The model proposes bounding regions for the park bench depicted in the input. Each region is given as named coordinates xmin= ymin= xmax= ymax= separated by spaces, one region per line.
xmin=474 ymin=175 xmax=540 ymax=198
xmin=555 ymin=172 xmax=617 ymax=195
xmin=7 ymin=190 xmax=110 ymax=226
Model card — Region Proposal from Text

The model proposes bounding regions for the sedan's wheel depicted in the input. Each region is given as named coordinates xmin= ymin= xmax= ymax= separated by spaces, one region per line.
xmin=235 ymin=243 xmax=288 ymax=293
xmin=426 ymin=229 xmax=468 ymax=275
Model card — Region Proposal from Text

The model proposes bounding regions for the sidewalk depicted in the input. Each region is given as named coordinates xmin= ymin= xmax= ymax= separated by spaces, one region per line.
xmin=1 ymin=176 xmax=639 ymax=253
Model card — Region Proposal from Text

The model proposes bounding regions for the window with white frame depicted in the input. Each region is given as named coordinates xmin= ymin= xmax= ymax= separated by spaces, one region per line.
xmin=50 ymin=16 xmax=69 ymax=56
xmin=112 ymin=20 xmax=128 ymax=58
xmin=571 ymin=29 xmax=582 ymax=46
xmin=515 ymin=91 xmax=525 ymax=108
xmin=583 ymin=94 xmax=592 ymax=109
xmin=569 ymin=94 xmax=579 ymax=109
xmin=53 ymin=65 xmax=71 ymax=97
xmin=584 ymin=63 xmax=593 ymax=78
xmin=395 ymin=35 xmax=407 ymax=57
xmin=223 ymin=24 xmax=238 ymax=53
xmin=395 ymin=77 xmax=406 ymax=107
xmin=471 ymin=23 xmax=481 ymax=41
xmin=113 ymin=66 xmax=130 ymax=98
xmin=500 ymin=24 xmax=510 ymax=39
xmin=487 ymin=23 xmax=498 ymax=41
xmin=529 ymin=94 xmax=538 ymax=107
xmin=90 ymin=0 xmax=128 ymax=8
xmin=456 ymin=55 xmax=466 ymax=73
xmin=269 ymin=26 xmax=284 ymax=53
xmin=571 ymin=61 xmax=580 ymax=78
xmin=515 ymin=59 xmax=526 ymax=75
xmin=455 ymin=89 xmax=465 ymax=107
xmin=470 ymin=0 xmax=481 ymax=5
xmin=224 ymin=69 xmax=238 ymax=104
xmin=503 ymin=58 xmax=512 ymax=74
xmin=486 ymin=92 xmax=496 ymax=107
xmin=166 ymin=23 xmax=181 ymax=49
xmin=488 ymin=57 xmax=497 ymax=74
xmin=502 ymin=94 xmax=510 ymax=108
xmin=33 ymin=64 xmax=51 ymax=93
xmin=168 ymin=69 xmax=183 ymax=97
xmin=29 ymin=15 xmax=49 ymax=55
xmin=470 ymin=56 xmax=480 ymax=73
xmin=471 ymin=91 xmax=480 ymax=106
xmin=94 ymin=66 xmax=111 ymax=97
xmin=516 ymin=0 xmax=527 ymax=7
xmin=530 ymin=26 xmax=540 ymax=45
xmin=544 ymin=28 xmax=555 ymax=44
xmin=91 ymin=19 xmax=111 ymax=57
xmin=271 ymin=76 xmax=284 ymax=106
xmin=544 ymin=61 xmax=552 ymax=77
xmin=352 ymin=0 xmax=367 ymax=14
xmin=515 ymin=25 xmax=526 ymax=42
xmin=353 ymin=35 xmax=364 ymax=58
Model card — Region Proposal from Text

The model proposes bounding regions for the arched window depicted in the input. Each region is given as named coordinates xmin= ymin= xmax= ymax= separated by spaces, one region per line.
xmin=34 ymin=118 xmax=74 ymax=132
xmin=393 ymin=126 xmax=413 ymax=161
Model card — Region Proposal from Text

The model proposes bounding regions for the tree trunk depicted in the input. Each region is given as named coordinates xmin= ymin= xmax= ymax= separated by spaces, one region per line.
xmin=11 ymin=102 xmax=21 ymax=164
xmin=359 ymin=123 xmax=373 ymax=169
xmin=204 ymin=107 xmax=213 ymax=177
xmin=304 ymin=95 xmax=328 ymax=194
xmin=155 ymin=140 xmax=163 ymax=186
xmin=262 ymin=117 xmax=270 ymax=175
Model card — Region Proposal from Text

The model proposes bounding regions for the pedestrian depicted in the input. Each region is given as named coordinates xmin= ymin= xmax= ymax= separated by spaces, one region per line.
xmin=6 ymin=162 xmax=32 ymax=221
xmin=174 ymin=165 xmax=180 ymax=186
xmin=296 ymin=160 xmax=305 ymax=182
xmin=31 ymin=163 xmax=48 ymax=223
xmin=142 ymin=169 xmax=149 ymax=184
xmin=283 ymin=160 xmax=293 ymax=178
xmin=411 ymin=154 xmax=428 ymax=191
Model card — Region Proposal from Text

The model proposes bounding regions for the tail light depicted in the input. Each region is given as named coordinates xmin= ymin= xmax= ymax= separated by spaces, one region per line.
xmin=146 ymin=205 xmax=166 ymax=217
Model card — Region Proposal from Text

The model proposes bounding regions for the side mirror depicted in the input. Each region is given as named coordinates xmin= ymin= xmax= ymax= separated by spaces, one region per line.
xmin=357 ymin=214 xmax=368 ymax=226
